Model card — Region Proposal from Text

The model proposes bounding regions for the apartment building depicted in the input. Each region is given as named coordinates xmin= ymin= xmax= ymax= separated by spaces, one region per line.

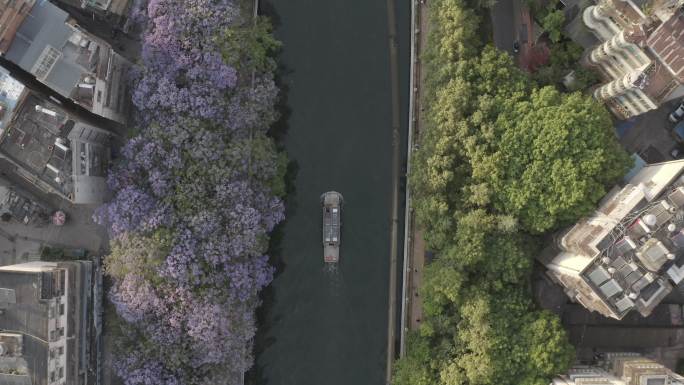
xmin=0 ymin=260 xmax=93 ymax=385
xmin=553 ymin=353 xmax=684 ymax=385
xmin=49 ymin=0 xmax=132 ymax=26
xmin=541 ymin=160 xmax=684 ymax=320
xmin=0 ymin=66 xmax=111 ymax=204
xmin=582 ymin=0 xmax=684 ymax=119
xmin=0 ymin=0 xmax=130 ymax=124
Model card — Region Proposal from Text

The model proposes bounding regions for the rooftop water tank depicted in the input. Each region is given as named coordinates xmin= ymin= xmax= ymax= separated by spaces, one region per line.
xmin=643 ymin=214 xmax=657 ymax=227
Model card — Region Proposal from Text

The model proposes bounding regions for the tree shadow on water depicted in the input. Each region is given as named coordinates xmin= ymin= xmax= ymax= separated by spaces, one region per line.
xmin=248 ymin=1 xmax=298 ymax=384
xmin=248 ymin=156 xmax=298 ymax=385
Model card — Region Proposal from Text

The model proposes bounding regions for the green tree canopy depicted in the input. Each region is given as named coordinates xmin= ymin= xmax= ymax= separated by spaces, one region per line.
xmin=429 ymin=287 xmax=573 ymax=385
xmin=104 ymin=230 xmax=171 ymax=283
xmin=414 ymin=51 xmax=630 ymax=236
xmin=489 ymin=87 xmax=632 ymax=232
xmin=393 ymin=332 xmax=436 ymax=385
xmin=542 ymin=9 xmax=565 ymax=43
xmin=219 ymin=17 xmax=281 ymax=73
xmin=392 ymin=0 xmax=614 ymax=383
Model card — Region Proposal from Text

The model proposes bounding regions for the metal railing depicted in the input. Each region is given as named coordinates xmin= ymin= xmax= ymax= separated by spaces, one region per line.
xmin=400 ymin=0 xmax=419 ymax=358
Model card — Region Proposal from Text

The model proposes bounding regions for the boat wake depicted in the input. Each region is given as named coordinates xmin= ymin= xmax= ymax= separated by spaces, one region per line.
xmin=323 ymin=263 xmax=343 ymax=296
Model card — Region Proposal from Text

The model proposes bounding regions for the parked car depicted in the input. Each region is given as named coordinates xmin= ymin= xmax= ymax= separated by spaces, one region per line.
xmin=669 ymin=101 xmax=684 ymax=123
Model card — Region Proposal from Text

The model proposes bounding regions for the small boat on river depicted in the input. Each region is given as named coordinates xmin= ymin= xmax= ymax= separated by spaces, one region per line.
xmin=321 ymin=191 xmax=343 ymax=263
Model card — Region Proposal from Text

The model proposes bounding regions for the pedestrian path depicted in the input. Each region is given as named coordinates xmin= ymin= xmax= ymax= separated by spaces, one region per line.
xmin=401 ymin=0 xmax=429 ymax=352
xmin=408 ymin=228 xmax=425 ymax=330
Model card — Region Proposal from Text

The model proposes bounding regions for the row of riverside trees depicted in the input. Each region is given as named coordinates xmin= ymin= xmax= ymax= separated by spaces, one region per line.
xmin=393 ymin=0 xmax=633 ymax=384
xmin=94 ymin=1 xmax=286 ymax=384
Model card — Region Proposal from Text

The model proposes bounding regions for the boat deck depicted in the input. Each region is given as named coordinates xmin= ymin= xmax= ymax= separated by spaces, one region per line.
xmin=322 ymin=192 xmax=343 ymax=263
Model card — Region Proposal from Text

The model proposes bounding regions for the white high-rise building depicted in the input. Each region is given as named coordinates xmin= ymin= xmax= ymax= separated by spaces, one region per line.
xmin=583 ymin=0 xmax=684 ymax=119
xmin=554 ymin=353 xmax=684 ymax=385
xmin=542 ymin=160 xmax=684 ymax=319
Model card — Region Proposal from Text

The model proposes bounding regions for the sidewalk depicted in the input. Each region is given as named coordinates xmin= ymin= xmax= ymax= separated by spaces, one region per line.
xmin=407 ymin=0 xmax=429 ymax=331
xmin=0 ymin=165 xmax=107 ymax=265
xmin=408 ymin=228 xmax=425 ymax=329
xmin=0 ymin=204 xmax=106 ymax=265
xmin=402 ymin=0 xmax=429 ymax=348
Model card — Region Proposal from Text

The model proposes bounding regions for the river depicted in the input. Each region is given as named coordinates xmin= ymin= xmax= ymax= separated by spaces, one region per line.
xmin=252 ymin=0 xmax=410 ymax=384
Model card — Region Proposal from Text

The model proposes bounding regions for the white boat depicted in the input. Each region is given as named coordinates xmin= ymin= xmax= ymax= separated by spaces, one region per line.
xmin=321 ymin=191 xmax=343 ymax=263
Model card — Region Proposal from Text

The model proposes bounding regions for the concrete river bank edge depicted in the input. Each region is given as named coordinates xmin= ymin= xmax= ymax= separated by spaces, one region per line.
xmin=385 ymin=0 xmax=402 ymax=381
xmin=387 ymin=0 xmax=419 ymax=381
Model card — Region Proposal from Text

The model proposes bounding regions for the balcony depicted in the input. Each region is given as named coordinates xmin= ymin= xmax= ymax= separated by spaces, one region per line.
xmin=583 ymin=6 xmax=620 ymax=41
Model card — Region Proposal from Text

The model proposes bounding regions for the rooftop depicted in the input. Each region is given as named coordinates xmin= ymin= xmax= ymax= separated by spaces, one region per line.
xmin=550 ymin=160 xmax=684 ymax=319
xmin=647 ymin=8 xmax=684 ymax=83
xmin=0 ymin=93 xmax=74 ymax=197
xmin=5 ymin=1 xmax=106 ymax=98
xmin=0 ymin=0 xmax=36 ymax=54
xmin=582 ymin=178 xmax=684 ymax=317
xmin=0 ymin=67 xmax=25 ymax=134
xmin=0 ymin=263 xmax=62 ymax=385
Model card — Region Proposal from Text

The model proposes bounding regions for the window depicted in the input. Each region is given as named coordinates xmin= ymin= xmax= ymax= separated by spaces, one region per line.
xmin=59 ymin=304 xmax=64 ymax=315
xmin=645 ymin=377 xmax=666 ymax=385
xmin=58 ymin=367 xmax=64 ymax=379
xmin=31 ymin=45 xmax=61 ymax=81
xmin=49 ymin=371 xmax=55 ymax=382
xmin=96 ymin=90 xmax=102 ymax=103
xmin=87 ymin=0 xmax=110 ymax=10
xmin=58 ymin=346 xmax=64 ymax=356
xmin=58 ymin=327 xmax=64 ymax=337
xmin=49 ymin=330 xmax=56 ymax=341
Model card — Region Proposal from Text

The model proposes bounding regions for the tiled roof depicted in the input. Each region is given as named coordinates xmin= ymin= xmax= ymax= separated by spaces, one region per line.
xmin=647 ymin=10 xmax=684 ymax=83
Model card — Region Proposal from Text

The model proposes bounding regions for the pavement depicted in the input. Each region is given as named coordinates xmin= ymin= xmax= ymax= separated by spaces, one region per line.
xmin=492 ymin=0 xmax=545 ymax=70
xmin=617 ymin=98 xmax=683 ymax=161
xmin=0 ymin=159 xmax=107 ymax=266
xmin=408 ymin=229 xmax=425 ymax=329
xmin=402 ymin=0 xmax=430 ymax=342
xmin=491 ymin=0 xmax=521 ymax=55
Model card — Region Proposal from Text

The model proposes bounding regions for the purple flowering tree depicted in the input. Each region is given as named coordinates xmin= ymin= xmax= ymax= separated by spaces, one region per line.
xmin=96 ymin=1 xmax=285 ymax=384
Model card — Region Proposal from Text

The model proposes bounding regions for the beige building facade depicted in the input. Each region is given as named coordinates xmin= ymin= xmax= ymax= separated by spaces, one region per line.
xmin=542 ymin=160 xmax=684 ymax=319
xmin=582 ymin=0 xmax=684 ymax=119
xmin=0 ymin=260 xmax=93 ymax=385
xmin=553 ymin=353 xmax=684 ymax=385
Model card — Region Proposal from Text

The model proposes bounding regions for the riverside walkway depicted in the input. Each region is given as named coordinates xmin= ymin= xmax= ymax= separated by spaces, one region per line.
xmin=400 ymin=0 xmax=429 ymax=356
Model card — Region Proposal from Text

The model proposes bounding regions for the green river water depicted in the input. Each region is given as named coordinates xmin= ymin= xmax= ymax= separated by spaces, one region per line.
xmin=253 ymin=0 xmax=410 ymax=384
